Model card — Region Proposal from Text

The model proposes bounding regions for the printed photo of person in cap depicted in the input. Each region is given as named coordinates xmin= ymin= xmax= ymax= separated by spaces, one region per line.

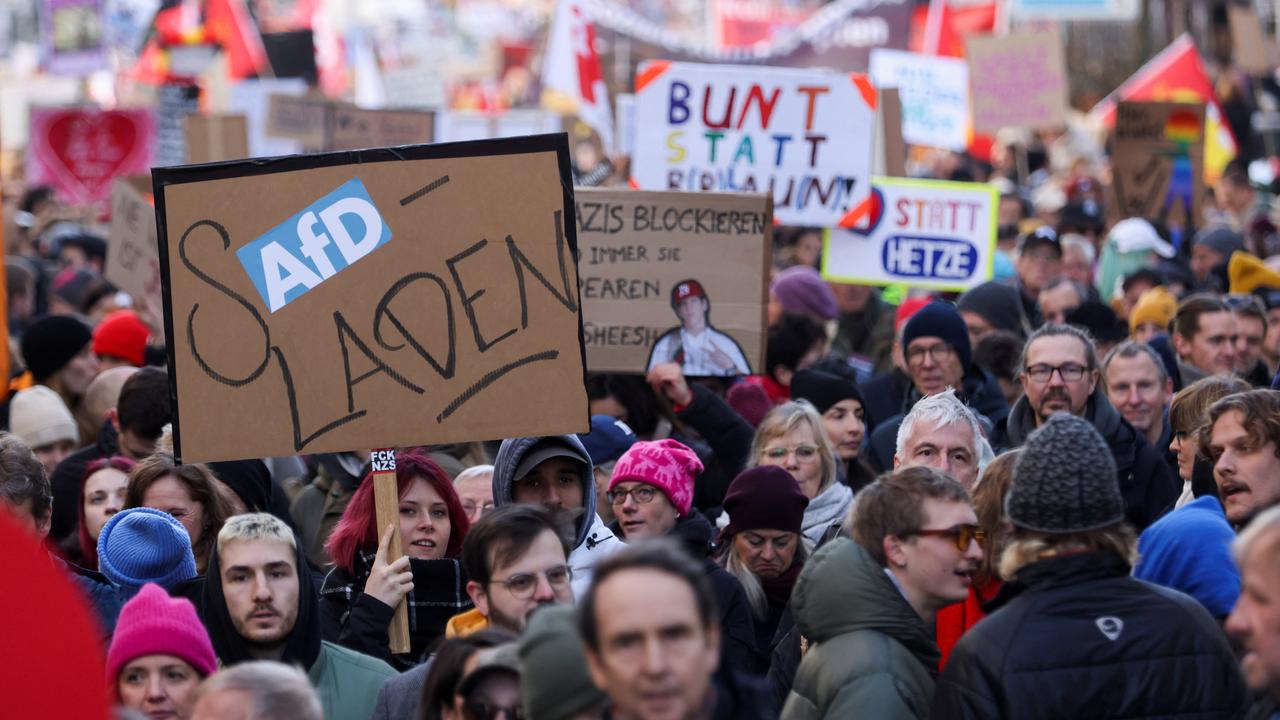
xmin=646 ymin=278 xmax=752 ymax=377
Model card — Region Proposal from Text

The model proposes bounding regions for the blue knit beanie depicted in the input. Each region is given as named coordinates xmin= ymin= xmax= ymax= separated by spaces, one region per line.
xmin=97 ymin=507 xmax=198 ymax=595
xmin=901 ymin=301 xmax=972 ymax=371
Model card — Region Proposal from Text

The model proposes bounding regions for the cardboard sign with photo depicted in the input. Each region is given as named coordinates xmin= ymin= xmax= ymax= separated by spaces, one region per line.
xmin=153 ymin=134 xmax=589 ymax=463
xmin=575 ymin=188 xmax=771 ymax=376
xmin=1110 ymin=101 xmax=1204 ymax=230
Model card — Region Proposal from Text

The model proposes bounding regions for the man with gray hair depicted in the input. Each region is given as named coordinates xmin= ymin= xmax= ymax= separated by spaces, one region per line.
xmin=894 ymin=388 xmax=988 ymax=489
xmin=1002 ymin=323 xmax=1178 ymax=530
xmin=192 ymin=661 xmax=322 ymax=720
xmin=1227 ymin=506 xmax=1280 ymax=718
xmin=1102 ymin=341 xmax=1174 ymax=450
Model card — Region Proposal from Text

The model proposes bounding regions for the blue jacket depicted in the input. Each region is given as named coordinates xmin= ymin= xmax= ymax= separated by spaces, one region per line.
xmin=1134 ymin=495 xmax=1240 ymax=618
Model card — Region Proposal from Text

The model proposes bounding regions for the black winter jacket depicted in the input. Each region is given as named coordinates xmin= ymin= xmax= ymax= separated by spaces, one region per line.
xmin=1002 ymin=392 xmax=1179 ymax=531
xmin=933 ymin=551 xmax=1248 ymax=719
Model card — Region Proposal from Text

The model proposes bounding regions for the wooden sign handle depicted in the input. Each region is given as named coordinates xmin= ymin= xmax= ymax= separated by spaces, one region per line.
xmin=370 ymin=448 xmax=411 ymax=655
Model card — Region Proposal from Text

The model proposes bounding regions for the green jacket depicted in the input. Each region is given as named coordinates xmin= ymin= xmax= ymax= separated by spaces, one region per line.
xmin=308 ymin=640 xmax=397 ymax=720
xmin=780 ymin=539 xmax=940 ymax=720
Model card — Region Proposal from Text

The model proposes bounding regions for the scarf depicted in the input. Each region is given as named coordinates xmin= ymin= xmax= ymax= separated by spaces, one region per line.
xmin=759 ymin=560 xmax=803 ymax=609
xmin=320 ymin=550 xmax=471 ymax=660
xmin=802 ymin=482 xmax=853 ymax=544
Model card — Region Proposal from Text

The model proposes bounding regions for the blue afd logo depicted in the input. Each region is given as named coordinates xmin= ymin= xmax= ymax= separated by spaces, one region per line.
xmin=880 ymin=235 xmax=977 ymax=281
xmin=237 ymin=178 xmax=391 ymax=313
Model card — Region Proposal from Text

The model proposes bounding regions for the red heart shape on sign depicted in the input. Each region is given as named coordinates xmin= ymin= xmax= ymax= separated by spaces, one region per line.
xmin=44 ymin=111 xmax=142 ymax=203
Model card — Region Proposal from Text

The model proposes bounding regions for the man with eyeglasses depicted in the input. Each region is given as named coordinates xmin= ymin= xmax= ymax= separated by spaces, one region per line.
xmin=372 ymin=505 xmax=575 ymax=720
xmin=866 ymin=301 xmax=1009 ymax=471
xmin=781 ymin=466 xmax=982 ymax=719
xmin=1003 ymin=323 xmax=1178 ymax=531
xmin=492 ymin=434 xmax=623 ymax=598
xmin=935 ymin=415 xmax=1247 ymax=718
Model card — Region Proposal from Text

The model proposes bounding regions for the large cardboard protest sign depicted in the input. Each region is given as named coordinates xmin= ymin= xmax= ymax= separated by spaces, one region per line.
xmin=630 ymin=60 xmax=876 ymax=228
xmin=107 ymin=176 xmax=161 ymax=312
xmin=966 ymin=31 xmax=1068 ymax=134
xmin=576 ymin=189 xmax=771 ymax=375
xmin=266 ymin=95 xmax=434 ymax=151
xmin=1110 ymin=101 xmax=1204 ymax=229
xmin=869 ymin=49 xmax=969 ymax=151
xmin=27 ymin=106 xmax=155 ymax=206
xmin=823 ymin=177 xmax=997 ymax=292
xmin=154 ymin=135 xmax=588 ymax=463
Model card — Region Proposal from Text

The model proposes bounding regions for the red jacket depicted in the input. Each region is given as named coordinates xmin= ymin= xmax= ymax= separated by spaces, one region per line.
xmin=936 ymin=577 xmax=1002 ymax=669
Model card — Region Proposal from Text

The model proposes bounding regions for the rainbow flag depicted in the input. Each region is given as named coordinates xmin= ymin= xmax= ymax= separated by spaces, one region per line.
xmin=1091 ymin=34 xmax=1237 ymax=182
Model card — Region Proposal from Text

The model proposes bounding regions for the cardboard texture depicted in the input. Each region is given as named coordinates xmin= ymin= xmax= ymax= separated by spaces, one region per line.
xmin=575 ymin=188 xmax=771 ymax=376
xmin=1110 ymin=101 xmax=1204 ymax=229
xmin=631 ymin=60 xmax=876 ymax=228
xmin=107 ymin=176 xmax=162 ymax=312
xmin=966 ymin=31 xmax=1068 ymax=134
xmin=823 ymin=177 xmax=997 ymax=292
xmin=154 ymin=134 xmax=589 ymax=463
xmin=1228 ymin=5 xmax=1275 ymax=75
xmin=267 ymin=94 xmax=434 ymax=151
xmin=184 ymin=115 xmax=250 ymax=164
xmin=878 ymin=88 xmax=906 ymax=177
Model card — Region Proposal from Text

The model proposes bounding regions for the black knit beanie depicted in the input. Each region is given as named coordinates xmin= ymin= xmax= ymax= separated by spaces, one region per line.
xmin=901 ymin=301 xmax=972 ymax=370
xmin=790 ymin=369 xmax=864 ymax=414
xmin=21 ymin=315 xmax=92 ymax=381
xmin=1007 ymin=414 xmax=1124 ymax=534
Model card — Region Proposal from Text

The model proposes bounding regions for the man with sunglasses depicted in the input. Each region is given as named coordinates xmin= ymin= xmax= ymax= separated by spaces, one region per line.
xmin=1003 ymin=323 xmax=1177 ymax=531
xmin=935 ymin=415 xmax=1247 ymax=718
xmin=781 ymin=466 xmax=982 ymax=719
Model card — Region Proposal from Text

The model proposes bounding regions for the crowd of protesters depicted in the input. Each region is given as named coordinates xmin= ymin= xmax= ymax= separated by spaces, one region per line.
xmin=8 ymin=136 xmax=1280 ymax=720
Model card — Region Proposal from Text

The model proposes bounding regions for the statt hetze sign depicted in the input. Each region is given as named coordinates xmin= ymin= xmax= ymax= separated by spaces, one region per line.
xmin=823 ymin=177 xmax=997 ymax=292
xmin=631 ymin=60 xmax=877 ymax=228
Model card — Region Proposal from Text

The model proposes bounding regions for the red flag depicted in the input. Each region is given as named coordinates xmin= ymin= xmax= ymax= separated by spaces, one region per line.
xmin=204 ymin=0 xmax=270 ymax=79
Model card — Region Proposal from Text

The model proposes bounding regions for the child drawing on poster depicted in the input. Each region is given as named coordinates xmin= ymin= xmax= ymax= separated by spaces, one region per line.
xmin=647 ymin=279 xmax=751 ymax=376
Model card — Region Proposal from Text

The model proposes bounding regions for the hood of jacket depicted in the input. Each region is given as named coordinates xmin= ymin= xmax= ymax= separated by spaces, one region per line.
xmin=790 ymin=538 xmax=939 ymax=668
xmin=1006 ymin=389 xmax=1130 ymax=449
xmin=985 ymin=549 xmax=1131 ymax=614
xmin=902 ymin=367 xmax=1009 ymax=426
xmin=493 ymin=434 xmax=598 ymax=550
xmin=201 ymin=528 xmax=323 ymax=670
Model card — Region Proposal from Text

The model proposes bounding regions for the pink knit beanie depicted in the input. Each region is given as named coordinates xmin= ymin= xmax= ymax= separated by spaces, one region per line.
xmin=609 ymin=439 xmax=703 ymax=516
xmin=105 ymin=583 xmax=217 ymax=694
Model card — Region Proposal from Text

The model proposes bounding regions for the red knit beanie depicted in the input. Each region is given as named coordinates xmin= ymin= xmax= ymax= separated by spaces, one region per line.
xmin=92 ymin=311 xmax=150 ymax=367
xmin=609 ymin=439 xmax=703 ymax=517
xmin=105 ymin=584 xmax=217 ymax=696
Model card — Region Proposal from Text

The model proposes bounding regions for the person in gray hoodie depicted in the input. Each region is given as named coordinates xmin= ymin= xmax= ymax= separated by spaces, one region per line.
xmin=493 ymin=434 xmax=623 ymax=597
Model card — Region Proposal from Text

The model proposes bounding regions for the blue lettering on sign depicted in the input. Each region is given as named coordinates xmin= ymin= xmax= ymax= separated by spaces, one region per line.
xmin=236 ymin=178 xmax=391 ymax=313
xmin=880 ymin=235 xmax=978 ymax=280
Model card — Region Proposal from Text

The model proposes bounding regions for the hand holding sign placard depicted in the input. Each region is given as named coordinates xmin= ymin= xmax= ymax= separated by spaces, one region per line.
xmin=154 ymin=135 xmax=588 ymax=463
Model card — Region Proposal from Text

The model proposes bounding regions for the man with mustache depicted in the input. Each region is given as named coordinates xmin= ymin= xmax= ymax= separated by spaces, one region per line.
xmin=199 ymin=513 xmax=395 ymax=720
xmin=1201 ymin=390 xmax=1280 ymax=530
xmin=935 ymin=415 xmax=1247 ymax=718
xmin=1001 ymin=323 xmax=1178 ymax=530
xmin=781 ymin=466 xmax=983 ymax=719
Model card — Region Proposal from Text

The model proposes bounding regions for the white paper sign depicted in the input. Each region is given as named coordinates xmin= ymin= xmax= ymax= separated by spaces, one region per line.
xmin=631 ymin=60 xmax=877 ymax=228
xmin=869 ymin=49 xmax=969 ymax=151
xmin=823 ymin=176 xmax=997 ymax=292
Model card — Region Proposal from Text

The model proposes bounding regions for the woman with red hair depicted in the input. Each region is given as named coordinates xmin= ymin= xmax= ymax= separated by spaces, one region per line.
xmin=69 ymin=456 xmax=137 ymax=570
xmin=319 ymin=450 xmax=472 ymax=667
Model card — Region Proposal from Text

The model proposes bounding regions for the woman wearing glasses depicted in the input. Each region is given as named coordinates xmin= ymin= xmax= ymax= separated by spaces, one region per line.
xmin=320 ymin=450 xmax=473 ymax=668
xmin=604 ymin=438 xmax=759 ymax=676
xmin=749 ymin=400 xmax=853 ymax=544
xmin=714 ymin=466 xmax=811 ymax=675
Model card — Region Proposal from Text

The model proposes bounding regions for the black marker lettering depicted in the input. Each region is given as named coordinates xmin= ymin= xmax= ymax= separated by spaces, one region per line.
xmin=373 ymin=272 xmax=456 ymax=380
xmin=506 ymin=210 xmax=578 ymax=329
xmin=448 ymin=239 xmax=517 ymax=352
xmin=334 ymin=310 xmax=424 ymax=413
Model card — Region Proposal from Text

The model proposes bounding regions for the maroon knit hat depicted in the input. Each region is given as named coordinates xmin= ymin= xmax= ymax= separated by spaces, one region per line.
xmin=722 ymin=466 xmax=809 ymax=538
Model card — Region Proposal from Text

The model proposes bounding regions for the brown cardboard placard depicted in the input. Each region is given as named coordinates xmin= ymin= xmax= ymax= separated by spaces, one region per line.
xmin=328 ymin=107 xmax=434 ymax=151
xmin=184 ymin=114 xmax=250 ymax=164
xmin=575 ymin=188 xmax=771 ymax=376
xmin=879 ymin=88 xmax=906 ymax=178
xmin=153 ymin=134 xmax=589 ymax=463
xmin=966 ymin=30 xmax=1068 ymax=134
xmin=266 ymin=94 xmax=330 ymax=148
xmin=106 ymin=176 xmax=162 ymax=311
xmin=1229 ymin=5 xmax=1273 ymax=75
xmin=1110 ymin=101 xmax=1204 ymax=229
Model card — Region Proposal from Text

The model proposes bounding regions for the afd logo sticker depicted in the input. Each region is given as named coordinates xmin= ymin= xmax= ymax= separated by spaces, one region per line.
xmin=237 ymin=178 xmax=391 ymax=313
xmin=880 ymin=235 xmax=978 ymax=281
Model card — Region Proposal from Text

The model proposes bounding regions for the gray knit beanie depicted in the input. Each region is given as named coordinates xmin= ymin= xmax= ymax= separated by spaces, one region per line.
xmin=1007 ymin=414 xmax=1124 ymax=533
xmin=518 ymin=605 xmax=606 ymax=720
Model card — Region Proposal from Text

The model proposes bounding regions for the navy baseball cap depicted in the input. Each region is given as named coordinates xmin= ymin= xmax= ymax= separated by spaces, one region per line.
xmin=578 ymin=415 xmax=638 ymax=466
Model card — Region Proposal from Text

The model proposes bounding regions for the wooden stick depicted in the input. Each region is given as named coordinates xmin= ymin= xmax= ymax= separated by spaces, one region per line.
xmin=370 ymin=448 xmax=411 ymax=655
